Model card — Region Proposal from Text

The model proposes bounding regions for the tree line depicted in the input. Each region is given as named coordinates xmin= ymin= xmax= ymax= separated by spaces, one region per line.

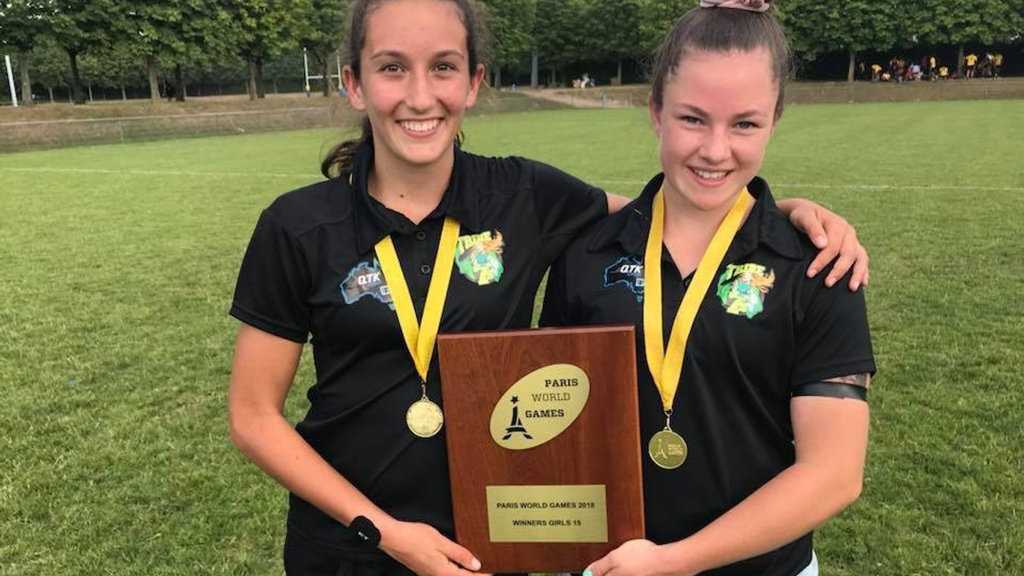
xmin=2 ymin=0 xmax=1022 ymax=106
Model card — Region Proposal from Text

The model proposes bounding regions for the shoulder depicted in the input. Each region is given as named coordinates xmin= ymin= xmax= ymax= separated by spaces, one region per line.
xmin=459 ymin=150 xmax=594 ymax=192
xmin=262 ymin=178 xmax=353 ymax=237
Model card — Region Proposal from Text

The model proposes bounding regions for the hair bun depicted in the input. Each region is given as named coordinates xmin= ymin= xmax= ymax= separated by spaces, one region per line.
xmin=699 ymin=0 xmax=770 ymax=12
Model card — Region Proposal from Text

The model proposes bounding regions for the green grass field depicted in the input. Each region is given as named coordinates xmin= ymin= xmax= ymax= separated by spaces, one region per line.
xmin=2 ymin=99 xmax=1023 ymax=575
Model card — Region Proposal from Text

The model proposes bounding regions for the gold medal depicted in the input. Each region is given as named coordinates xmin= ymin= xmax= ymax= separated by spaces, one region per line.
xmin=643 ymin=187 xmax=752 ymax=470
xmin=648 ymin=428 xmax=687 ymax=469
xmin=406 ymin=396 xmax=444 ymax=438
xmin=376 ymin=218 xmax=461 ymax=438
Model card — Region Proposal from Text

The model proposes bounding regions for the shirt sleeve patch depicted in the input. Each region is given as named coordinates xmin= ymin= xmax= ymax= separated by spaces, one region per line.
xmin=603 ymin=256 xmax=645 ymax=303
xmin=455 ymin=230 xmax=505 ymax=286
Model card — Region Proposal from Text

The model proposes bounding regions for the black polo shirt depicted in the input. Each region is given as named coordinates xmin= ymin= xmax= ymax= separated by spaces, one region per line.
xmin=231 ymin=142 xmax=607 ymax=551
xmin=540 ymin=175 xmax=875 ymax=576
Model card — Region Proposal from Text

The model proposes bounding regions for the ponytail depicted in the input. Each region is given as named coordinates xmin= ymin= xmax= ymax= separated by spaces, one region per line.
xmin=321 ymin=117 xmax=372 ymax=179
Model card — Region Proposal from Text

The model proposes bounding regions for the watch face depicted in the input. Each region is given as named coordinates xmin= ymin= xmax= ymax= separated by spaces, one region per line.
xmin=350 ymin=516 xmax=381 ymax=547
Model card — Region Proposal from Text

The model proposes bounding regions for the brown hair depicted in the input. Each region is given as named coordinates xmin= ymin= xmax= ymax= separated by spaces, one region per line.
xmin=650 ymin=6 xmax=793 ymax=121
xmin=321 ymin=0 xmax=488 ymax=179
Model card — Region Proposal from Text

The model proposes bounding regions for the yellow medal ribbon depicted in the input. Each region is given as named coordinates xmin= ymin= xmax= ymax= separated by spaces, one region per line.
xmin=643 ymin=187 xmax=753 ymax=412
xmin=375 ymin=217 xmax=461 ymax=382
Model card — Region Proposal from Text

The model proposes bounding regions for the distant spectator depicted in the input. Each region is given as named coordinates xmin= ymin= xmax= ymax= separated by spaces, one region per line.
xmin=994 ymin=53 xmax=1003 ymax=78
xmin=911 ymin=63 xmax=921 ymax=81
xmin=939 ymin=65 xmax=949 ymax=79
xmin=871 ymin=63 xmax=882 ymax=81
xmin=965 ymin=52 xmax=978 ymax=79
xmin=928 ymin=55 xmax=938 ymax=81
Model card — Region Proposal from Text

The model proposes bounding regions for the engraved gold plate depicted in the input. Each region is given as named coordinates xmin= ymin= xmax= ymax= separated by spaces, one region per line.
xmin=407 ymin=398 xmax=444 ymax=438
xmin=485 ymin=485 xmax=608 ymax=543
xmin=648 ymin=429 xmax=687 ymax=469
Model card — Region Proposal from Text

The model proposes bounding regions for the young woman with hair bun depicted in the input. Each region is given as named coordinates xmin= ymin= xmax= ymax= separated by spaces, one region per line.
xmin=543 ymin=3 xmax=873 ymax=575
xmin=228 ymin=1 xmax=870 ymax=574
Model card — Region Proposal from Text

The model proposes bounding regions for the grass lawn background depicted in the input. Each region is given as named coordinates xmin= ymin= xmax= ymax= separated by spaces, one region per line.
xmin=1 ymin=99 xmax=1022 ymax=575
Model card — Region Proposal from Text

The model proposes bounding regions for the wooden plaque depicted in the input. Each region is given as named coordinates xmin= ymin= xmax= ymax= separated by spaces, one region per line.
xmin=437 ymin=325 xmax=644 ymax=573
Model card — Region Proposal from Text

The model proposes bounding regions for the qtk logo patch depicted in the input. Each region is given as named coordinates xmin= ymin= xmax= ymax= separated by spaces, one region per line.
xmin=341 ymin=259 xmax=393 ymax=308
xmin=604 ymin=256 xmax=644 ymax=302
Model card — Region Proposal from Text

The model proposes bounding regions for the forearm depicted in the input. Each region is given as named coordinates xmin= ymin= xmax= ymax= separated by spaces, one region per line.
xmin=230 ymin=408 xmax=394 ymax=531
xmin=661 ymin=462 xmax=863 ymax=575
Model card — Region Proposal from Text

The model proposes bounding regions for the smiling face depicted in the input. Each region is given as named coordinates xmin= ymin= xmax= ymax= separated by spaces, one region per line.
xmin=344 ymin=0 xmax=484 ymax=172
xmin=650 ymin=48 xmax=778 ymax=215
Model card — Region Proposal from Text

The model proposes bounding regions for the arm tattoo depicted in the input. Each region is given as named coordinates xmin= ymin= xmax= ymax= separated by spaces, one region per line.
xmin=822 ymin=373 xmax=872 ymax=390
xmin=793 ymin=373 xmax=872 ymax=401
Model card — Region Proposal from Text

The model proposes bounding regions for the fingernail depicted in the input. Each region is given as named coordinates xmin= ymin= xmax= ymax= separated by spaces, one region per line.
xmin=471 ymin=558 xmax=481 ymax=571
xmin=851 ymin=281 xmax=861 ymax=291
xmin=807 ymin=268 xmax=818 ymax=277
xmin=826 ymin=277 xmax=836 ymax=287
xmin=583 ymin=570 xmax=593 ymax=576
xmin=814 ymin=235 xmax=827 ymax=247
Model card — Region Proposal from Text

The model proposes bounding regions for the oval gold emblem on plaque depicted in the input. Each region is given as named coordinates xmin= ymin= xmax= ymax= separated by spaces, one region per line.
xmin=489 ymin=363 xmax=590 ymax=450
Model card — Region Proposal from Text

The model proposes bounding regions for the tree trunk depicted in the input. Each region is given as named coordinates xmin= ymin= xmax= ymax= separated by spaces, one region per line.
xmin=957 ymin=45 xmax=964 ymax=78
xmin=549 ymin=68 xmax=556 ymax=87
xmin=17 ymin=51 xmax=34 ymax=106
xmin=67 ymin=50 xmax=86 ymax=104
xmin=848 ymin=50 xmax=856 ymax=83
xmin=47 ymin=86 xmax=54 ymax=102
xmin=531 ymin=51 xmax=539 ymax=88
xmin=121 ymin=85 xmax=127 ymax=101
xmin=616 ymin=59 xmax=623 ymax=85
xmin=321 ymin=56 xmax=331 ymax=96
xmin=247 ymin=60 xmax=258 ymax=100
xmin=494 ymin=65 xmax=502 ymax=89
xmin=174 ymin=63 xmax=186 ymax=102
xmin=145 ymin=55 xmax=160 ymax=101
xmin=256 ymin=59 xmax=266 ymax=99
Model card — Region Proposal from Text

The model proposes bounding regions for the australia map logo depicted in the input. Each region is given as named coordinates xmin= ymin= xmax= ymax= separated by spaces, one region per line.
xmin=341 ymin=259 xmax=393 ymax=308
xmin=604 ymin=256 xmax=644 ymax=302
xmin=716 ymin=262 xmax=775 ymax=319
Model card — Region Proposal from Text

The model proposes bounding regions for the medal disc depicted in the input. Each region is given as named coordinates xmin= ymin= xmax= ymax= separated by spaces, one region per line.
xmin=406 ymin=398 xmax=444 ymax=438
xmin=648 ymin=429 xmax=687 ymax=469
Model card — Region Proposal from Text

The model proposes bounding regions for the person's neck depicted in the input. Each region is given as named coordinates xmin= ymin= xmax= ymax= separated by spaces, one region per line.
xmin=368 ymin=146 xmax=455 ymax=225
xmin=660 ymin=185 xmax=751 ymax=278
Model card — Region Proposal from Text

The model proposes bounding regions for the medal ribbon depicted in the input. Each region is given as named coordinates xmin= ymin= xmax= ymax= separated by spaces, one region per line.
xmin=375 ymin=217 xmax=461 ymax=382
xmin=643 ymin=187 xmax=753 ymax=411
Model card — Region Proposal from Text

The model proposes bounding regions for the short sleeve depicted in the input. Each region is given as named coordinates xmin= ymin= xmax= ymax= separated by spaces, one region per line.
xmin=230 ymin=209 xmax=312 ymax=343
xmin=792 ymin=271 xmax=876 ymax=387
xmin=530 ymin=162 xmax=608 ymax=264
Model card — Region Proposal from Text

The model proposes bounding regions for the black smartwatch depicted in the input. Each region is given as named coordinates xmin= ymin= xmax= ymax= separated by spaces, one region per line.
xmin=349 ymin=515 xmax=381 ymax=547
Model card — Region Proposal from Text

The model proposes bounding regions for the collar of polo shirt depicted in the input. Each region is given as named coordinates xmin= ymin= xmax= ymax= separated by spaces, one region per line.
xmin=585 ymin=174 xmax=805 ymax=263
xmin=349 ymin=141 xmax=485 ymax=255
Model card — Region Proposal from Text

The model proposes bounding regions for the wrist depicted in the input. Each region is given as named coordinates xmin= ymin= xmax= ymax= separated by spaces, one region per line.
xmin=660 ymin=539 xmax=703 ymax=576
xmin=374 ymin=516 xmax=403 ymax=554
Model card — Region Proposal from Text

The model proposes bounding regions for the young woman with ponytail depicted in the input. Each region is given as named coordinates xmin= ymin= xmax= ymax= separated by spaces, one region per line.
xmin=228 ymin=1 xmax=870 ymax=574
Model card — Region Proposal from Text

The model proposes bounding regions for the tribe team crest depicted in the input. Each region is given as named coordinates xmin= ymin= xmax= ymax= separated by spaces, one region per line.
xmin=455 ymin=230 xmax=504 ymax=286
xmin=604 ymin=256 xmax=644 ymax=302
xmin=340 ymin=259 xmax=393 ymax=308
xmin=716 ymin=263 xmax=775 ymax=319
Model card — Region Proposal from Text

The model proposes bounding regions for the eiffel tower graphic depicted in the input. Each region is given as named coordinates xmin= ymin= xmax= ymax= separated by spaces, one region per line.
xmin=502 ymin=396 xmax=532 ymax=440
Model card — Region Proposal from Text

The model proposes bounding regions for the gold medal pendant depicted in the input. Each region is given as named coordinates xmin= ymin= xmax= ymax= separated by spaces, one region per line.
xmin=407 ymin=396 xmax=444 ymax=438
xmin=648 ymin=429 xmax=687 ymax=469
